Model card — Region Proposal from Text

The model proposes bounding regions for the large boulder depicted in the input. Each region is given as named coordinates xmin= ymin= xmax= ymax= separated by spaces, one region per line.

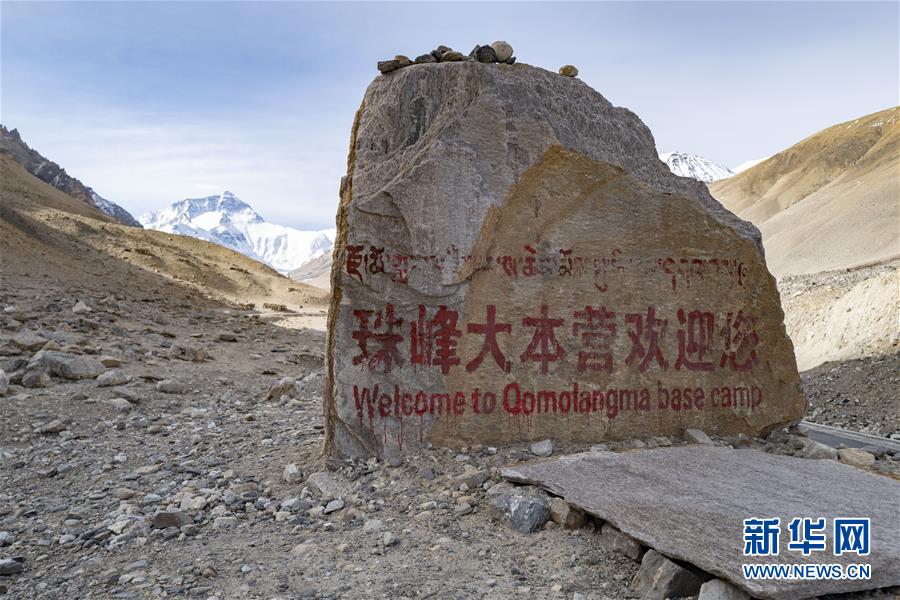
xmin=325 ymin=61 xmax=805 ymax=458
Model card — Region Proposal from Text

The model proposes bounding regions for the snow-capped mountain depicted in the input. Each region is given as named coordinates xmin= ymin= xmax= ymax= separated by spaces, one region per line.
xmin=139 ymin=192 xmax=335 ymax=273
xmin=659 ymin=151 xmax=734 ymax=183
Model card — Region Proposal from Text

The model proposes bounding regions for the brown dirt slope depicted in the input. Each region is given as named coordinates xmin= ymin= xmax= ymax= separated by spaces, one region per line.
xmin=709 ymin=107 xmax=899 ymax=277
xmin=0 ymin=154 xmax=326 ymax=311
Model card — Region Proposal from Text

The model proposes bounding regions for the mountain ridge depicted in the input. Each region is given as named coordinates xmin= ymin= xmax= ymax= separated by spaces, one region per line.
xmin=709 ymin=106 xmax=899 ymax=277
xmin=0 ymin=125 xmax=141 ymax=227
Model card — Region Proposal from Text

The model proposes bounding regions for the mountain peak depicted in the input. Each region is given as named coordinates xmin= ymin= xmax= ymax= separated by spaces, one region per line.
xmin=140 ymin=193 xmax=336 ymax=273
xmin=659 ymin=151 xmax=734 ymax=183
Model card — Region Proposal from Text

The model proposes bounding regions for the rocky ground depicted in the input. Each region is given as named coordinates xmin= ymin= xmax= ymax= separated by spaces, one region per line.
xmin=803 ymin=353 xmax=900 ymax=438
xmin=1 ymin=275 xmax=898 ymax=599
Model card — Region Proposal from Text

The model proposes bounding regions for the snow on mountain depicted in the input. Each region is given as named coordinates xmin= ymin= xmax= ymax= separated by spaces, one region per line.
xmin=732 ymin=157 xmax=770 ymax=174
xmin=139 ymin=191 xmax=335 ymax=273
xmin=659 ymin=151 xmax=734 ymax=183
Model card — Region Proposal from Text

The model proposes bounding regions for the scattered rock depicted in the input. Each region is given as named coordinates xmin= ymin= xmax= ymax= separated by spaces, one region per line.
xmin=377 ymin=60 xmax=402 ymax=74
xmin=156 ymin=379 xmax=188 ymax=394
xmin=474 ymin=45 xmax=498 ymax=64
xmin=599 ymin=523 xmax=644 ymax=561
xmin=306 ymin=471 xmax=350 ymax=499
xmin=39 ymin=351 xmax=105 ymax=380
xmin=0 ymin=369 xmax=7 ymax=395
xmin=837 ymin=447 xmax=876 ymax=468
xmin=21 ymin=368 xmax=49 ymax=388
xmin=798 ymin=438 xmax=838 ymax=460
xmin=107 ymin=397 xmax=134 ymax=412
xmin=487 ymin=487 xmax=550 ymax=533
xmin=632 ymin=549 xmax=705 ymax=600
xmin=152 ymin=510 xmax=193 ymax=529
xmin=96 ymin=369 xmax=131 ymax=387
xmin=72 ymin=300 xmax=92 ymax=314
xmin=549 ymin=497 xmax=585 ymax=529
xmin=323 ymin=499 xmax=344 ymax=514
xmin=414 ymin=54 xmax=436 ymax=64
xmin=559 ymin=64 xmax=579 ymax=77
xmin=490 ymin=40 xmax=513 ymax=62
xmin=684 ymin=428 xmax=713 ymax=445
xmin=440 ymin=50 xmax=464 ymax=62
xmin=530 ymin=439 xmax=553 ymax=457
xmin=169 ymin=344 xmax=207 ymax=362
xmin=39 ymin=419 xmax=67 ymax=434
xmin=0 ymin=532 xmax=14 ymax=547
xmin=698 ymin=578 xmax=751 ymax=600
xmin=264 ymin=377 xmax=298 ymax=401
xmin=218 ymin=332 xmax=238 ymax=342
xmin=283 ymin=463 xmax=303 ymax=484
xmin=0 ymin=558 xmax=24 ymax=575
xmin=98 ymin=355 xmax=123 ymax=367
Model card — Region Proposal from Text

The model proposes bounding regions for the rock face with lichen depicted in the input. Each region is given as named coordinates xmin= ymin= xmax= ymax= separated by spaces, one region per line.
xmin=324 ymin=61 xmax=805 ymax=458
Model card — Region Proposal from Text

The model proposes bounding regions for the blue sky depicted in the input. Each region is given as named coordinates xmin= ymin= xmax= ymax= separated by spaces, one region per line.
xmin=2 ymin=1 xmax=897 ymax=230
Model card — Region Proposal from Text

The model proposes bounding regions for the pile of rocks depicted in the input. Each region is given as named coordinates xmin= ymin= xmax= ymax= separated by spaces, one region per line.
xmin=378 ymin=41 xmax=516 ymax=74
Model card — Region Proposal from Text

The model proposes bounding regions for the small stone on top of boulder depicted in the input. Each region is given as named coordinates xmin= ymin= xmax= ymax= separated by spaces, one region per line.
xmin=559 ymin=64 xmax=579 ymax=77
xmin=378 ymin=41 xmax=516 ymax=73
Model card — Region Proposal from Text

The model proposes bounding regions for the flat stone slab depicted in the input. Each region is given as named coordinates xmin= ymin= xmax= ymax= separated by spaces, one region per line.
xmin=502 ymin=446 xmax=900 ymax=599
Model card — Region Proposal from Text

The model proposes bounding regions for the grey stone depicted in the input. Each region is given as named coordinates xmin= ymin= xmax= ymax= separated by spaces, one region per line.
xmin=439 ymin=50 xmax=464 ymax=62
xmin=283 ymin=463 xmax=302 ymax=484
xmin=264 ymin=377 xmax=298 ymax=401
xmin=0 ymin=532 xmax=13 ymax=547
xmin=549 ymin=497 xmax=585 ymax=529
xmin=323 ymin=499 xmax=344 ymax=514
xmin=474 ymin=45 xmax=498 ymax=64
xmin=502 ymin=446 xmax=900 ymax=599
xmin=633 ymin=549 xmax=705 ymax=600
xmin=152 ymin=511 xmax=193 ymax=529
xmin=21 ymin=368 xmax=49 ymax=388
xmin=169 ymin=344 xmax=206 ymax=362
xmin=11 ymin=330 xmax=48 ymax=351
xmin=684 ymin=428 xmax=713 ymax=445
xmin=699 ymin=578 xmax=751 ymax=600
xmin=599 ymin=523 xmax=643 ymax=561
xmin=325 ymin=61 xmax=793 ymax=459
xmin=799 ymin=438 xmax=838 ymax=459
xmin=431 ymin=45 xmax=451 ymax=60
xmin=0 ymin=369 xmax=7 ymax=395
xmin=0 ymin=558 xmax=23 ymax=575
xmin=414 ymin=53 xmax=437 ymax=64
xmin=530 ymin=439 xmax=553 ymax=457
xmin=377 ymin=60 xmax=401 ymax=74
xmin=306 ymin=471 xmax=350 ymax=499
xmin=487 ymin=487 xmax=550 ymax=533
xmin=72 ymin=300 xmax=91 ymax=314
xmin=39 ymin=419 xmax=66 ymax=434
xmin=97 ymin=369 xmax=131 ymax=387
xmin=837 ymin=447 xmax=876 ymax=468
xmin=490 ymin=41 xmax=513 ymax=62
xmin=107 ymin=397 xmax=133 ymax=412
xmin=213 ymin=516 xmax=237 ymax=529
xmin=39 ymin=351 xmax=104 ymax=380
xmin=156 ymin=379 xmax=187 ymax=394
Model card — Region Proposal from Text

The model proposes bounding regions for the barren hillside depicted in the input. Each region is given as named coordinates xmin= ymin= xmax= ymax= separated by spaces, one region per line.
xmin=0 ymin=154 xmax=328 ymax=316
xmin=709 ymin=107 xmax=899 ymax=277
